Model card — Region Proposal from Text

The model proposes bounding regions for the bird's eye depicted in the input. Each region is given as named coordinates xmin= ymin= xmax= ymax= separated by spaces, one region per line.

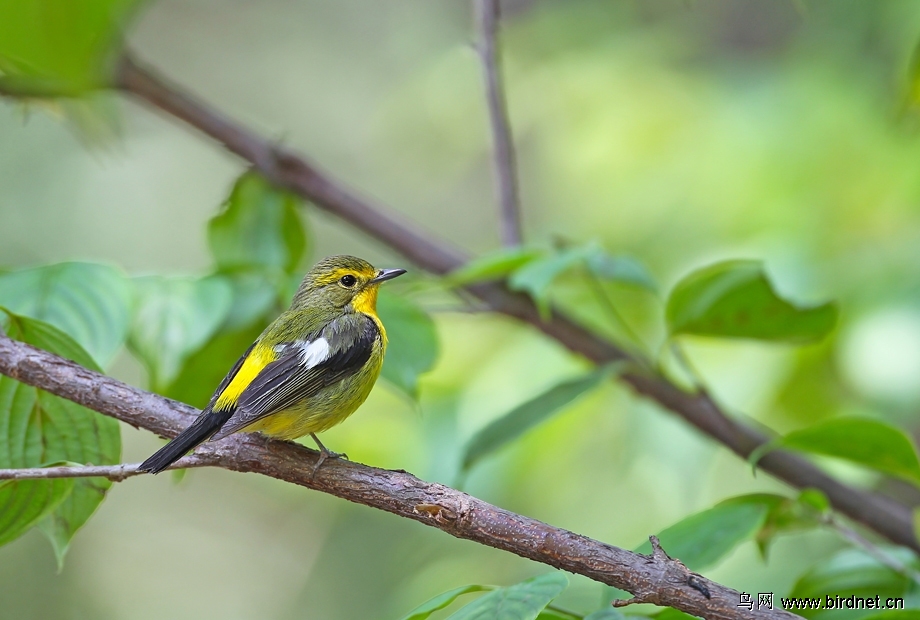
xmin=339 ymin=274 xmax=357 ymax=288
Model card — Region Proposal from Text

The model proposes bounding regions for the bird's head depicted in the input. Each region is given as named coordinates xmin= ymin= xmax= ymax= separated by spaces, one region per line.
xmin=291 ymin=255 xmax=406 ymax=314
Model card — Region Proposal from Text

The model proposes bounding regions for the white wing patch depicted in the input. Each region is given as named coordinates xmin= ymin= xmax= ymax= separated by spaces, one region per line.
xmin=297 ymin=337 xmax=331 ymax=368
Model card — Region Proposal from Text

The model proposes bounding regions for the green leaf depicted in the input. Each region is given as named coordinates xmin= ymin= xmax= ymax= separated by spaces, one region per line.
xmin=789 ymin=548 xmax=912 ymax=618
xmin=447 ymin=572 xmax=569 ymax=620
xmin=218 ymin=269 xmax=280 ymax=331
xmin=0 ymin=313 xmax=120 ymax=564
xmin=584 ymin=610 xmax=625 ymax=620
xmin=720 ymin=492 xmax=827 ymax=559
xmin=509 ymin=246 xmax=593 ymax=319
xmin=0 ymin=0 xmax=140 ymax=94
xmin=462 ymin=366 xmax=614 ymax=472
xmin=0 ymin=363 xmax=75 ymax=549
xmin=774 ymin=342 xmax=842 ymax=426
xmin=503 ymin=244 xmax=654 ymax=319
xmin=585 ymin=250 xmax=657 ymax=292
xmin=2 ymin=311 xmax=98 ymax=370
xmin=862 ymin=612 xmax=920 ymax=620
xmin=653 ymin=611 xmax=699 ymax=620
xmin=128 ymin=275 xmax=233 ymax=391
xmin=798 ymin=488 xmax=831 ymax=513
xmin=377 ymin=292 xmax=439 ymax=398
xmin=665 ymin=260 xmax=837 ymax=343
xmin=160 ymin=268 xmax=279 ymax=408
xmin=636 ymin=501 xmax=769 ymax=572
xmin=0 ymin=478 xmax=73 ymax=547
xmin=208 ymin=173 xmax=307 ymax=276
xmin=754 ymin=418 xmax=920 ymax=487
xmin=446 ymin=247 xmax=544 ymax=287
xmin=35 ymin=391 xmax=120 ymax=567
xmin=901 ymin=37 xmax=920 ymax=119
xmin=400 ymin=585 xmax=493 ymax=620
xmin=507 ymin=244 xmax=654 ymax=319
xmin=536 ymin=613 xmax=578 ymax=620
xmin=0 ymin=262 xmax=133 ymax=366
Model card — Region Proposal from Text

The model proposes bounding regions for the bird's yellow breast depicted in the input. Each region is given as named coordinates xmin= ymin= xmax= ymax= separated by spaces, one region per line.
xmin=246 ymin=336 xmax=385 ymax=439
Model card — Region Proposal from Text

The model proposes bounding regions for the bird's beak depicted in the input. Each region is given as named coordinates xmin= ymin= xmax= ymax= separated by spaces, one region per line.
xmin=370 ymin=268 xmax=407 ymax=284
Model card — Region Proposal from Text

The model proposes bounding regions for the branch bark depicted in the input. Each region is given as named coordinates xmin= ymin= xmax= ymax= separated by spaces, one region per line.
xmin=0 ymin=333 xmax=796 ymax=620
xmin=475 ymin=0 xmax=523 ymax=246
xmin=109 ymin=53 xmax=920 ymax=553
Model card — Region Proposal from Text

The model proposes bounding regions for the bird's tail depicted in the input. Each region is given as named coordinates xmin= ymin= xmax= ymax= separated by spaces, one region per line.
xmin=138 ymin=409 xmax=233 ymax=474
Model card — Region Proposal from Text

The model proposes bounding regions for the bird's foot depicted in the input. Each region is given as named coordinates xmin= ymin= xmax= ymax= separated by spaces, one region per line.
xmin=310 ymin=433 xmax=348 ymax=479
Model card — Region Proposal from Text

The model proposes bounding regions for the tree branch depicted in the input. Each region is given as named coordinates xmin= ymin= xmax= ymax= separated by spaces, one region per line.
xmin=115 ymin=54 xmax=465 ymax=275
xmin=0 ymin=334 xmax=796 ymax=620
xmin=474 ymin=0 xmax=523 ymax=246
xmin=0 ymin=456 xmax=213 ymax=482
xmin=109 ymin=52 xmax=920 ymax=553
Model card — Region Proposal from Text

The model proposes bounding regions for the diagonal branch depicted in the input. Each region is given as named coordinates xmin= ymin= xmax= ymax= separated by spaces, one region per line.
xmin=474 ymin=0 xmax=523 ymax=246
xmin=109 ymin=52 xmax=920 ymax=553
xmin=115 ymin=54 xmax=465 ymax=275
xmin=0 ymin=333 xmax=796 ymax=620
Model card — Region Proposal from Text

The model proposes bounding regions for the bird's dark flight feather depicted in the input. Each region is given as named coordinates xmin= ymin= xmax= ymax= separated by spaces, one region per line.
xmin=137 ymin=342 xmax=256 ymax=474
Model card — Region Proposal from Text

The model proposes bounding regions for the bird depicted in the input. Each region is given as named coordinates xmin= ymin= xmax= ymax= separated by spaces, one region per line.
xmin=138 ymin=255 xmax=406 ymax=476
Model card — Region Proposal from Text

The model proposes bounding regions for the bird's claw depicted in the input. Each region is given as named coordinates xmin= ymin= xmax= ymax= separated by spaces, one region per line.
xmin=310 ymin=447 xmax=348 ymax=479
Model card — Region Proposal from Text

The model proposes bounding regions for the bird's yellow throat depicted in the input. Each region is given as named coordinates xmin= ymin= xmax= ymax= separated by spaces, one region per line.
xmin=351 ymin=285 xmax=386 ymax=344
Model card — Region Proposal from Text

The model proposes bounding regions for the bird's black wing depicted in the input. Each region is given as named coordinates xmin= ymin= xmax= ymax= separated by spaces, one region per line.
xmin=138 ymin=341 xmax=256 ymax=473
xmin=211 ymin=315 xmax=379 ymax=439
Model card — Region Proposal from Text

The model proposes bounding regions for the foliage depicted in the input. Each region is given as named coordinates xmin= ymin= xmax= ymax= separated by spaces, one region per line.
xmin=789 ymin=548 xmax=917 ymax=619
xmin=461 ymin=365 xmax=618 ymax=473
xmin=377 ymin=291 xmax=439 ymax=398
xmin=128 ymin=274 xmax=234 ymax=392
xmin=399 ymin=573 xmax=570 ymax=620
xmin=208 ymin=172 xmax=307 ymax=278
xmin=0 ymin=312 xmax=120 ymax=566
xmin=0 ymin=0 xmax=139 ymax=94
xmin=3 ymin=1 xmax=920 ymax=619
xmin=666 ymin=260 xmax=837 ymax=344
xmin=450 ymin=243 xmax=655 ymax=319
xmin=0 ymin=262 xmax=132 ymax=366
xmin=752 ymin=418 xmax=920 ymax=487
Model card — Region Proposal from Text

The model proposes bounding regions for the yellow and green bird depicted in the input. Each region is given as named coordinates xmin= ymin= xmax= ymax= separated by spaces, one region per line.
xmin=139 ymin=255 xmax=406 ymax=475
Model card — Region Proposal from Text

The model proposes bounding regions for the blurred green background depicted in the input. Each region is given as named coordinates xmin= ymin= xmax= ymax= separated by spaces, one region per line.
xmin=4 ymin=0 xmax=920 ymax=618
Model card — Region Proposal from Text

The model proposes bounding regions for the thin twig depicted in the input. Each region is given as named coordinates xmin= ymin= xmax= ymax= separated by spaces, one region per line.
xmin=474 ymin=0 xmax=523 ymax=247
xmin=0 ymin=456 xmax=213 ymax=482
xmin=107 ymin=52 xmax=920 ymax=553
xmin=0 ymin=334 xmax=794 ymax=620
xmin=825 ymin=514 xmax=920 ymax=585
